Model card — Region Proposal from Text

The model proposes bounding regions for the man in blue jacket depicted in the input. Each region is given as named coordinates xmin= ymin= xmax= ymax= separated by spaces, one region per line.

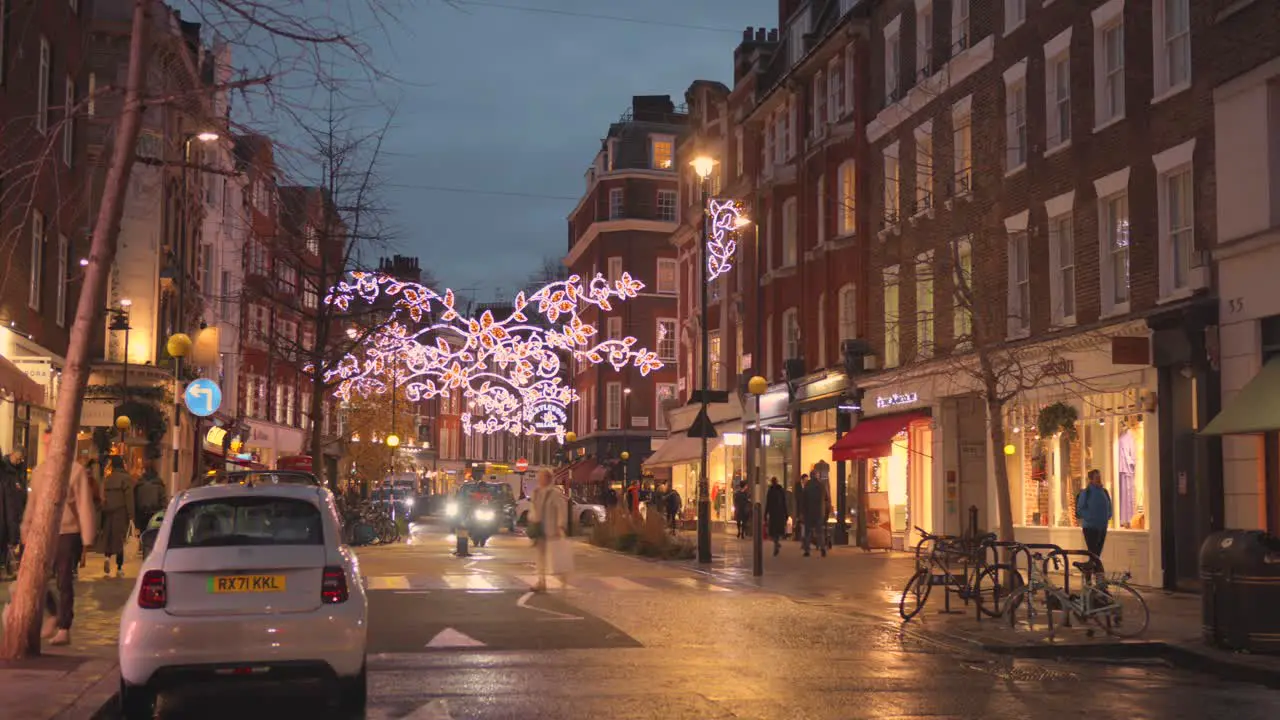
xmin=1076 ymin=469 xmax=1113 ymax=567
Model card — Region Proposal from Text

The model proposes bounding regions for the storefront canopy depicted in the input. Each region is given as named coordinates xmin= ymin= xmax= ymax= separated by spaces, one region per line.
xmin=643 ymin=434 xmax=721 ymax=469
xmin=1202 ymin=358 xmax=1280 ymax=435
xmin=0 ymin=354 xmax=44 ymax=405
xmin=829 ymin=411 xmax=930 ymax=461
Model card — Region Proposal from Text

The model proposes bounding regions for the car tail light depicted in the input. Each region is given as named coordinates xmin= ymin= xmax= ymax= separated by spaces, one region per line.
xmin=138 ymin=570 xmax=167 ymax=609
xmin=322 ymin=566 xmax=348 ymax=604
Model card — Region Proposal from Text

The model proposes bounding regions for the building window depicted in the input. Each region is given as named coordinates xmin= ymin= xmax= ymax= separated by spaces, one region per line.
xmin=303 ymin=287 xmax=318 ymax=310
xmin=655 ymin=384 xmax=677 ymax=431
xmin=917 ymin=2 xmax=934 ymax=78
xmin=607 ymin=316 xmax=622 ymax=341
xmin=1004 ymin=0 xmax=1026 ymax=34
xmin=607 ymin=256 xmax=622 ymax=283
xmin=952 ymin=0 xmax=971 ymax=53
xmin=1094 ymin=9 xmax=1126 ymax=128
xmin=812 ymin=70 xmax=827 ymax=131
xmin=952 ymin=236 xmax=973 ymax=349
xmin=28 ymin=212 xmax=43 ymax=310
xmin=883 ymin=143 xmax=900 ymax=225
xmin=606 ymin=383 xmax=622 ymax=430
xmin=788 ymin=8 xmax=810 ymax=66
xmin=884 ymin=267 xmax=900 ymax=368
xmin=657 ymin=319 xmax=677 ymax=362
xmin=916 ymin=255 xmax=934 ymax=358
xmin=277 ymin=262 xmax=297 ymax=294
xmin=1008 ymin=230 xmax=1030 ymax=336
xmin=1046 ymin=53 xmax=1071 ymax=150
xmin=816 ymin=175 xmax=826 ymax=246
xmin=1047 ymin=203 xmax=1077 ymax=326
xmin=885 ymin=19 xmax=902 ymax=104
xmin=837 ymin=161 xmax=856 ymax=236
xmin=56 ymin=235 xmax=68 ymax=327
xmin=765 ymin=315 xmax=774 ymax=379
xmin=845 ymin=41 xmax=856 ymax=115
xmin=816 ymin=293 xmax=827 ymax=369
xmin=708 ymin=331 xmax=723 ymax=390
xmin=828 ymin=57 xmax=845 ymax=120
xmin=838 ymin=283 xmax=857 ymax=342
xmin=656 ymin=258 xmax=677 ymax=294
xmin=782 ymin=308 xmax=800 ymax=362
xmin=1103 ymin=193 xmax=1131 ymax=310
xmin=651 ymin=135 xmax=674 ymax=170
xmin=1005 ymin=61 xmax=1028 ymax=172
xmin=608 ymin=188 xmax=624 ymax=220
xmin=781 ymin=197 xmax=797 ymax=267
xmin=63 ymin=78 xmax=75 ymax=165
xmin=735 ymin=129 xmax=744 ymax=177
xmin=657 ymin=189 xmax=677 ymax=222
xmin=247 ymin=240 xmax=269 ymax=276
xmin=1156 ymin=0 xmax=1191 ymax=97
xmin=953 ymin=98 xmax=972 ymax=195
xmin=915 ymin=124 xmax=933 ymax=212
xmin=1161 ymin=164 xmax=1195 ymax=296
xmin=37 ymin=37 xmax=50 ymax=135
xmin=304 ymin=224 xmax=319 ymax=254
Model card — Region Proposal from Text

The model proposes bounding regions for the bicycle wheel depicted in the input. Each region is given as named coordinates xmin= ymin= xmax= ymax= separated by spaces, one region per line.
xmin=1090 ymin=582 xmax=1150 ymax=639
xmin=1002 ymin=585 xmax=1037 ymax=629
xmin=899 ymin=569 xmax=932 ymax=621
xmin=973 ymin=564 xmax=1024 ymax=618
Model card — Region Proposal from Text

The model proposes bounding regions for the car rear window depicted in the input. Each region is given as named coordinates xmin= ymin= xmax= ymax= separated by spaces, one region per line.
xmin=169 ymin=497 xmax=324 ymax=548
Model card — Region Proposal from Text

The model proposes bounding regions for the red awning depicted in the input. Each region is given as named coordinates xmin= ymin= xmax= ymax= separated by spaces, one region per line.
xmin=830 ymin=412 xmax=930 ymax=461
xmin=571 ymin=458 xmax=599 ymax=486
xmin=0 ymin=355 xmax=43 ymax=405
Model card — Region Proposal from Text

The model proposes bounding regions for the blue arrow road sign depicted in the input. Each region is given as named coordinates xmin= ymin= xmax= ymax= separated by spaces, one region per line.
xmin=184 ymin=378 xmax=222 ymax=418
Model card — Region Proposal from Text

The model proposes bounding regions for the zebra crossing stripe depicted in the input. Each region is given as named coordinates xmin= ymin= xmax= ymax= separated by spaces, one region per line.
xmin=364 ymin=574 xmax=738 ymax=593
xmin=594 ymin=576 xmax=651 ymax=591
xmin=366 ymin=575 xmax=411 ymax=590
xmin=442 ymin=574 xmax=498 ymax=591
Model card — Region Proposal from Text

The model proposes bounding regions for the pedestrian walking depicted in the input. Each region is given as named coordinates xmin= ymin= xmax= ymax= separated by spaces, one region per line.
xmin=98 ymin=455 xmax=135 ymax=578
xmin=0 ymin=450 xmax=25 ymax=577
xmin=802 ymin=473 xmax=830 ymax=558
xmin=528 ymin=468 xmax=568 ymax=593
xmin=764 ymin=477 xmax=788 ymax=557
xmin=21 ymin=431 xmax=97 ymax=646
xmin=792 ymin=475 xmax=807 ymax=543
xmin=1076 ymin=469 xmax=1112 ymax=569
xmin=665 ymin=486 xmax=682 ymax=534
xmin=133 ymin=459 xmax=167 ymax=537
xmin=733 ymin=482 xmax=750 ymax=538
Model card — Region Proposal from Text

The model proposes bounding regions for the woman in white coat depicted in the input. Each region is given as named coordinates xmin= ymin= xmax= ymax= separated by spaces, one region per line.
xmin=528 ymin=468 xmax=568 ymax=593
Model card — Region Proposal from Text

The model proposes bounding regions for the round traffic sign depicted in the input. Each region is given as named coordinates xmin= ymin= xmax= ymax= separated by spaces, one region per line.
xmin=184 ymin=378 xmax=223 ymax=417
xmin=515 ymin=458 xmax=529 ymax=472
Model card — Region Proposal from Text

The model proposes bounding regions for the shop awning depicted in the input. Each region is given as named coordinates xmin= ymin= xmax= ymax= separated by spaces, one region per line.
xmin=1202 ymin=358 xmax=1280 ymax=435
xmin=0 ymin=355 xmax=44 ymax=405
xmin=643 ymin=435 xmax=721 ymax=469
xmin=570 ymin=458 xmax=599 ymax=485
xmin=830 ymin=411 xmax=930 ymax=461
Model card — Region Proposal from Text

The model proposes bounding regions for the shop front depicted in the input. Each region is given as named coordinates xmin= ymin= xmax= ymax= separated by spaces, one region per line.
xmin=646 ymin=396 xmax=744 ymax=525
xmin=243 ymin=419 xmax=306 ymax=470
xmin=831 ymin=410 xmax=933 ymax=551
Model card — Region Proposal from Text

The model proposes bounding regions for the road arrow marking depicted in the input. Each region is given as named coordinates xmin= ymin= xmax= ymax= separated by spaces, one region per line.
xmin=425 ymin=628 xmax=486 ymax=648
xmin=516 ymin=591 xmax=584 ymax=621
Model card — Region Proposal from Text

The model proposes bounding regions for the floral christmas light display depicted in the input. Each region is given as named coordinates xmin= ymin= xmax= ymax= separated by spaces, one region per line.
xmin=706 ymin=198 xmax=746 ymax=282
xmin=320 ymin=271 xmax=664 ymax=442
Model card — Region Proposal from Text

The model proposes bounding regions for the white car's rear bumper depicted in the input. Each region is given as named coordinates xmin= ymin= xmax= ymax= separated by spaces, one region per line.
xmin=119 ymin=605 xmax=367 ymax=688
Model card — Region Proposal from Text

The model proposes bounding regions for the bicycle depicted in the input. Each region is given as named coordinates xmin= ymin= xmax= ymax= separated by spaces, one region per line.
xmin=900 ymin=526 xmax=1020 ymax=621
xmin=1002 ymin=550 xmax=1150 ymax=639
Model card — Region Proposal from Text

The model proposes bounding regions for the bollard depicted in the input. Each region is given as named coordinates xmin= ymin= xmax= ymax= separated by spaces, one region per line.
xmin=968 ymin=505 xmax=979 ymax=539
xmin=456 ymin=527 xmax=470 ymax=557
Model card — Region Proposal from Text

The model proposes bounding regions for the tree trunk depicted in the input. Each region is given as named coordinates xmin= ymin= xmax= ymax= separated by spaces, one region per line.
xmin=1 ymin=0 xmax=154 ymax=659
xmin=986 ymin=391 xmax=1015 ymax=544
xmin=309 ymin=378 xmax=328 ymax=490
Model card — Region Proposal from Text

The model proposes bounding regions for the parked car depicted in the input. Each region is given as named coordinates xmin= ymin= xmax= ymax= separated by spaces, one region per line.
xmin=515 ymin=493 xmax=606 ymax=529
xmin=117 ymin=477 xmax=368 ymax=718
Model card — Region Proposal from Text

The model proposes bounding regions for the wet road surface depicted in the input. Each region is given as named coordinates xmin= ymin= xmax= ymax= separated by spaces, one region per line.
xmin=150 ymin=518 xmax=1280 ymax=719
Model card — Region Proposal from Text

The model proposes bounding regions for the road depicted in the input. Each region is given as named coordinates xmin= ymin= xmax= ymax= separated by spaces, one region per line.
xmin=143 ymin=517 xmax=1280 ymax=719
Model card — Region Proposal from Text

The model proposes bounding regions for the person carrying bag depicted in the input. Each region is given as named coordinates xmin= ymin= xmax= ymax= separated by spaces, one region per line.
xmin=528 ymin=469 xmax=570 ymax=592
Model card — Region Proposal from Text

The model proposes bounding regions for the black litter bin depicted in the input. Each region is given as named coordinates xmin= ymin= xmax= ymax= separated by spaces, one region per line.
xmin=1200 ymin=529 xmax=1280 ymax=653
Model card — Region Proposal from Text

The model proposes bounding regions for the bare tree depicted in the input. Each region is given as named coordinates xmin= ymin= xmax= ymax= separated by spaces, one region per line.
xmin=2 ymin=0 xmax=398 ymax=660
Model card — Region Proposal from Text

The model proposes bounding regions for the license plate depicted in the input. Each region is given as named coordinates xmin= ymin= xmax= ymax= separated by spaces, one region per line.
xmin=208 ymin=575 xmax=287 ymax=593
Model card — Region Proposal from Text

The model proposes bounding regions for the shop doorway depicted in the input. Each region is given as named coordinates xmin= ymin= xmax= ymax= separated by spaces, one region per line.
xmin=865 ymin=419 xmax=933 ymax=550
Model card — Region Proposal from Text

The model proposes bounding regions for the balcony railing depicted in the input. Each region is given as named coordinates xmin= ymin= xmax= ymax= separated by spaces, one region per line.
xmin=596 ymin=201 xmax=678 ymax=225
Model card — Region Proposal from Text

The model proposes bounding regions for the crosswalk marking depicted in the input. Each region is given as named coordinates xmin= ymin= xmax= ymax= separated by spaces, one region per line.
xmin=594 ymin=576 xmax=650 ymax=591
xmin=669 ymin=576 xmax=732 ymax=592
xmin=442 ymin=574 xmax=497 ymax=590
xmin=365 ymin=573 xmax=737 ymax=594
xmin=367 ymin=575 xmax=411 ymax=590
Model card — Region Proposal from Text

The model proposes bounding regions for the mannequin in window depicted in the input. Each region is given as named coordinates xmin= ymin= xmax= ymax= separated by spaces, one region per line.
xmin=1117 ymin=417 xmax=1137 ymax=528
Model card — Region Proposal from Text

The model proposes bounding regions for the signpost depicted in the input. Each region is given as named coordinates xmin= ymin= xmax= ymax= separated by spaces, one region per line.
xmin=515 ymin=458 xmax=529 ymax=473
xmin=183 ymin=378 xmax=222 ymax=418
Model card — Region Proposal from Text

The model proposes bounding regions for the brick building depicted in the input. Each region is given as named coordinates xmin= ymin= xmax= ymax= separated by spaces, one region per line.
xmin=0 ymin=0 xmax=94 ymax=459
xmin=562 ymin=96 xmax=686 ymax=491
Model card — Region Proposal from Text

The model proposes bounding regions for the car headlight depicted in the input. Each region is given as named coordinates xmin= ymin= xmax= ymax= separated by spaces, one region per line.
xmin=474 ymin=508 xmax=495 ymax=522
xmin=404 ymin=498 xmax=414 ymax=508
xmin=445 ymin=501 xmax=459 ymax=517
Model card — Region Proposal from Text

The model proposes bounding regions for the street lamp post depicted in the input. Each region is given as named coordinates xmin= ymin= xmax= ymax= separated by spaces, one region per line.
xmin=621 ymin=386 xmax=631 ymax=490
xmin=166 ymin=332 xmax=192 ymax=494
xmin=564 ymin=431 xmax=577 ymax=537
xmin=691 ymin=155 xmax=715 ymax=565
xmin=748 ymin=375 xmax=767 ymax=576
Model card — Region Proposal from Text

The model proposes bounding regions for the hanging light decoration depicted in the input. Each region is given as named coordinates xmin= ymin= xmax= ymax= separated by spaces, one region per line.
xmin=706 ymin=198 xmax=748 ymax=282
xmin=318 ymin=271 xmax=664 ymax=442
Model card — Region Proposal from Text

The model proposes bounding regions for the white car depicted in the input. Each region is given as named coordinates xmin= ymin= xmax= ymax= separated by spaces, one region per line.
xmin=516 ymin=494 xmax=607 ymax=528
xmin=118 ymin=474 xmax=368 ymax=718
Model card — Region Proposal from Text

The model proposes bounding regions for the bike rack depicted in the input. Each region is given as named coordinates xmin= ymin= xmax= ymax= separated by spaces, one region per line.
xmin=979 ymin=540 xmax=1026 ymax=623
xmin=1009 ymin=543 xmax=1063 ymax=626
xmin=1042 ymin=548 xmax=1102 ymax=634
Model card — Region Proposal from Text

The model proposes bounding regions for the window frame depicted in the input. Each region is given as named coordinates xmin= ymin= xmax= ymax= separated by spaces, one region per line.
xmin=656 ymin=318 xmax=678 ymax=362
xmin=782 ymin=308 xmax=800 ymax=362
xmin=656 ymin=258 xmax=678 ymax=294
xmin=1094 ymin=168 xmax=1132 ymax=317
xmin=650 ymin=135 xmax=675 ymax=170
xmin=657 ymin=188 xmax=678 ymax=222
xmin=914 ymin=123 xmax=933 ymax=213
xmin=655 ymin=383 xmax=677 ymax=431
xmin=883 ymin=143 xmax=900 ymax=225
xmin=1154 ymin=140 xmax=1197 ymax=299
xmin=1154 ymin=0 xmax=1191 ymax=100
xmin=1007 ymin=229 xmax=1031 ymax=337
xmin=781 ymin=197 xmax=798 ymax=267
xmin=883 ymin=266 xmax=901 ymax=368
xmin=838 ymin=160 xmax=856 ymax=236
xmin=952 ymin=97 xmax=973 ymax=195
xmin=884 ymin=18 xmax=902 ymax=104
xmin=28 ymin=212 xmax=44 ymax=310
xmin=1004 ymin=0 xmax=1026 ymax=35
xmin=606 ymin=382 xmax=622 ymax=430
xmin=916 ymin=253 xmax=935 ymax=358
xmin=1003 ymin=60 xmax=1029 ymax=174
xmin=1045 ymin=192 xmax=1077 ymax=328
xmin=952 ymin=236 xmax=973 ymax=351
xmin=37 ymin=37 xmax=50 ymax=135
xmin=1093 ymin=1 xmax=1127 ymax=130
xmin=1044 ymin=27 xmax=1073 ymax=153
xmin=838 ymin=283 xmax=857 ymax=343
xmin=608 ymin=188 xmax=625 ymax=220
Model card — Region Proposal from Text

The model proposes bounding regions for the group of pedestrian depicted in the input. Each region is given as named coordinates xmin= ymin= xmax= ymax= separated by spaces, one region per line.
xmin=759 ymin=473 xmax=831 ymax=558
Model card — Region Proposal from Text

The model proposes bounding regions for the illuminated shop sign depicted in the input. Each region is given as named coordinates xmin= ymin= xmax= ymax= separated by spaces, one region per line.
xmin=875 ymin=392 xmax=919 ymax=409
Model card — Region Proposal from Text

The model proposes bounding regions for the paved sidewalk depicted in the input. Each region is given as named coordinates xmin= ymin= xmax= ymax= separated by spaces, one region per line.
xmin=686 ymin=532 xmax=1280 ymax=687
xmin=0 ymin=539 xmax=142 ymax=719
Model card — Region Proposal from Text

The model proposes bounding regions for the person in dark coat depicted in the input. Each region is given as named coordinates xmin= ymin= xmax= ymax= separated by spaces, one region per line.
xmin=664 ymin=487 xmax=681 ymax=533
xmin=764 ymin=477 xmax=788 ymax=557
xmin=0 ymin=450 xmax=26 ymax=576
xmin=732 ymin=482 xmax=750 ymax=538
xmin=792 ymin=475 xmax=807 ymax=542
xmin=802 ymin=474 xmax=831 ymax=558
